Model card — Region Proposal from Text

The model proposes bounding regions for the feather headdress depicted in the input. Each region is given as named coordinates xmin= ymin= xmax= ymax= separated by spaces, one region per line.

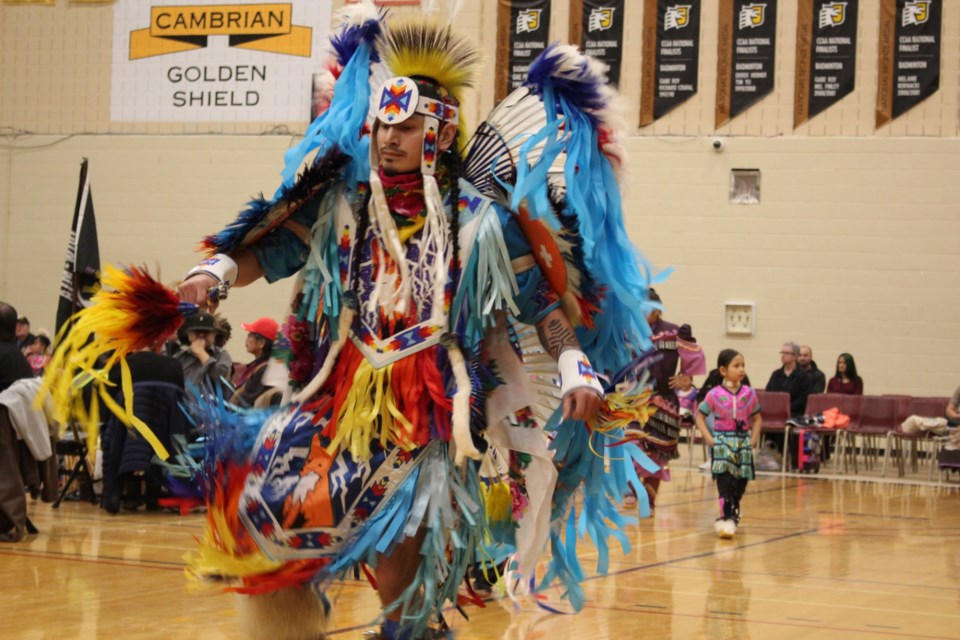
xmin=378 ymin=20 xmax=480 ymax=144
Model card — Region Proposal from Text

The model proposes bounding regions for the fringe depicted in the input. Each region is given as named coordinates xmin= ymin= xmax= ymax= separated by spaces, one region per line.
xmin=453 ymin=211 xmax=520 ymax=350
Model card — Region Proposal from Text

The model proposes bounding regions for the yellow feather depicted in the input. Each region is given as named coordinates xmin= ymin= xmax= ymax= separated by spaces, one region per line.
xmin=380 ymin=20 xmax=480 ymax=147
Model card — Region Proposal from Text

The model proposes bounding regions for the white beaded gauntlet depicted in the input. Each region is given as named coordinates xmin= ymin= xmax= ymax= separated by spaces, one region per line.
xmin=557 ymin=349 xmax=605 ymax=398
xmin=185 ymin=254 xmax=238 ymax=301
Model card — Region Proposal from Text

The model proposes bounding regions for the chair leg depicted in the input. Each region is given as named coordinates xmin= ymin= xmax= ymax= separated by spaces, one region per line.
xmin=882 ymin=433 xmax=891 ymax=478
xmin=53 ymin=460 xmax=85 ymax=508
xmin=53 ymin=453 xmax=97 ymax=508
xmin=781 ymin=428 xmax=791 ymax=473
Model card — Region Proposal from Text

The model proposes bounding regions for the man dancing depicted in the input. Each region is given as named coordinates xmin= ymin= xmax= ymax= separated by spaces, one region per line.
xmin=174 ymin=14 xmax=655 ymax=640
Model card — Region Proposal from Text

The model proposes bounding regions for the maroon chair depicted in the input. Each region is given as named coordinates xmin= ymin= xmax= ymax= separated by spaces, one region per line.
xmin=756 ymin=390 xmax=791 ymax=472
xmin=835 ymin=394 xmax=864 ymax=474
xmin=885 ymin=395 xmax=914 ymax=425
xmin=842 ymin=396 xmax=896 ymax=474
xmin=884 ymin=397 xmax=950 ymax=479
xmin=784 ymin=393 xmax=849 ymax=472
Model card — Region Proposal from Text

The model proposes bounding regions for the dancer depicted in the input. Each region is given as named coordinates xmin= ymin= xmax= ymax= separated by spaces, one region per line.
xmin=45 ymin=7 xmax=661 ymax=640
xmin=625 ymin=289 xmax=706 ymax=510
xmin=695 ymin=349 xmax=761 ymax=539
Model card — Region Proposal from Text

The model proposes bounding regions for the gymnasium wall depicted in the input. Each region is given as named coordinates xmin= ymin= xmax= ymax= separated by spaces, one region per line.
xmin=1 ymin=0 xmax=958 ymax=396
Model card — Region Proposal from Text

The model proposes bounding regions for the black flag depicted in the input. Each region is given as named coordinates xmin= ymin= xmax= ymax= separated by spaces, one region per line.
xmin=56 ymin=159 xmax=101 ymax=339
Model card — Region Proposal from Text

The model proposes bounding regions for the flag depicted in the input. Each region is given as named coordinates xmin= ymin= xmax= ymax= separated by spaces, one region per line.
xmin=56 ymin=158 xmax=101 ymax=340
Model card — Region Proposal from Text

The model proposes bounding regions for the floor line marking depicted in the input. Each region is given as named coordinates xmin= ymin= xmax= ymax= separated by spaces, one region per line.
xmin=0 ymin=548 xmax=184 ymax=571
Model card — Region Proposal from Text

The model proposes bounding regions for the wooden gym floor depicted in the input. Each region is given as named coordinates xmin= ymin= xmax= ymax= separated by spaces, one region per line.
xmin=2 ymin=467 xmax=959 ymax=639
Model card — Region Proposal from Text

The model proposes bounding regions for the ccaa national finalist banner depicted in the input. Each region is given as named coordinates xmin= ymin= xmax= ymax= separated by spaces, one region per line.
xmin=569 ymin=0 xmax=626 ymax=87
xmin=496 ymin=0 xmax=552 ymax=102
xmin=716 ymin=0 xmax=777 ymax=128
xmin=794 ymin=0 xmax=859 ymax=127
xmin=640 ymin=0 xmax=701 ymax=126
xmin=110 ymin=1 xmax=331 ymax=122
xmin=876 ymin=0 xmax=942 ymax=127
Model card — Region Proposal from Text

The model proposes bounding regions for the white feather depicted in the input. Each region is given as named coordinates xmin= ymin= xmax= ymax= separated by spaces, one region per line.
xmin=335 ymin=0 xmax=379 ymax=28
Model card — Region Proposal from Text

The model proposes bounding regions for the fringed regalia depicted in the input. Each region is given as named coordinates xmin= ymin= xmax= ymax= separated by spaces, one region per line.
xmin=48 ymin=6 xmax=670 ymax=639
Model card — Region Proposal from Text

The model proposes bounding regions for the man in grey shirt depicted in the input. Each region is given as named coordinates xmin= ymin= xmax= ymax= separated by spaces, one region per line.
xmin=174 ymin=311 xmax=233 ymax=400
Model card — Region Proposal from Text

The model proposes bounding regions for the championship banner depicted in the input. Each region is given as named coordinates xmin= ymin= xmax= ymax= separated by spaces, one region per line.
xmin=569 ymin=0 xmax=625 ymax=87
xmin=496 ymin=0 xmax=552 ymax=102
xmin=716 ymin=0 xmax=777 ymax=128
xmin=640 ymin=0 xmax=701 ymax=126
xmin=876 ymin=0 xmax=942 ymax=128
xmin=110 ymin=1 xmax=330 ymax=122
xmin=795 ymin=1 xmax=858 ymax=127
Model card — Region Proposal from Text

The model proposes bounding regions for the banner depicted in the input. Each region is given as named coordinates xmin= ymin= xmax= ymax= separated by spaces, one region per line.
xmin=496 ymin=0 xmax=552 ymax=102
xmin=56 ymin=160 xmax=101 ymax=340
xmin=640 ymin=0 xmax=701 ymax=125
xmin=876 ymin=0 xmax=942 ymax=127
xmin=110 ymin=1 xmax=330 ymax=122
xmin=569 ymin=0 xmax=625 ymax=87
xmin=795 ymin=0 xmax=858 ymax=127
xmin=716 ymin=0 xmax=777 ymax=128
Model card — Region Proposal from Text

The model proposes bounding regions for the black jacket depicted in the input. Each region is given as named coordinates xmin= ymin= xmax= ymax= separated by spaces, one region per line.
xmin=765 ymin=367 xmax=811 ymax=417
xmin=0 ymin=341 xmax=33 ymax=393
xmin=102 ymin=353 xmax=187 ymax=512
xmin=803 ymin=362 xmax=826 ymax=394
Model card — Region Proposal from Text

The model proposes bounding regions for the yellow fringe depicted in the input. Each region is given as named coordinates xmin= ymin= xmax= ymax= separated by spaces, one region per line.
xmin=186 ymin=506 xmax=283 ymax=580
xmin=326 ymin=360 xmax=415 ymax=460
xmin=587 ymin=386 xmax=658 ymax=461
xmin=36 ymin=265 xmax=174 ymax=459
xmin=481 ymin=480 xmax=512 ymax=524
xmin=590 ymin=387 xmax=657 ymax=434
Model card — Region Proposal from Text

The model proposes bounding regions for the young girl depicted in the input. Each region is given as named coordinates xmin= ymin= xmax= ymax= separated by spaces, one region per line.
xmin=695 ymin=349 xmax=761 ymax=539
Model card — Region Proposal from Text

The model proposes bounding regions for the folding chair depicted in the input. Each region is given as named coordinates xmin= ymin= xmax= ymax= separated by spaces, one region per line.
xmin=883 ymin=397 xmax=950 ymax=479
xmin=755 ymin=390 xmax=791 ymax=472
xmin=784 ymin=393 xmax=848 ymax=473
xmin=53 ymin=422 xmax=98 ymax=508
xmin=841 ymin=396 xmax=895 ymax=475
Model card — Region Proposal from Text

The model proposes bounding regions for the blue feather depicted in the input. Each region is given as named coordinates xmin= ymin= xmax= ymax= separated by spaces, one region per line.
xmin=525 ymin=43 xmax=607 ymax=127
xmin=331 ymin=18 xmax=382 ymax=66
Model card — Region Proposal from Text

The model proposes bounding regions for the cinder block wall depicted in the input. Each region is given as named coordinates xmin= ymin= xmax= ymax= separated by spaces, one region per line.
xmin=1 ymin=1 xmax=958 ymax=396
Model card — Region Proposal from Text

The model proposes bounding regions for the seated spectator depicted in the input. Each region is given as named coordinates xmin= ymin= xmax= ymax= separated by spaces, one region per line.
xmin=231 ymin=317 xmax=279 ymax=407
xmin=214 ymin=315 xmax=232 ymax=349
xmin=103 ymin=344 xmax=186 ymax=513
xmin=798 ymin=345 xmax=826 ymax=394
xmin=946 ymin=385 xmax=960 ymax=427
xmin=765 ymin=341 xmax=810 ymax=417
xmin=0 ymin=302 xmax=38 ymax=541
xmin=25 ymin=333 xmax=51 ymax=377
xmin=15 ymin=315 xmax=34 ymax=354
xmin=173 ymin=311 xmax=233 ymax=400
xmin=826 ymin=353 xmax=863 ymax=395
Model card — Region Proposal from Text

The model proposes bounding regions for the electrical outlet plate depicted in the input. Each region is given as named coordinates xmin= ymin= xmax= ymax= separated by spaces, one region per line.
xmin=724 ymin=302 xmax=755 ymax=335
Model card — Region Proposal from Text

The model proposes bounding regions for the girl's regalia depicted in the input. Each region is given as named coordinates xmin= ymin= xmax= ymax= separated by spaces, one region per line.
xmin=42 ymin=6 xmax=667 ymax=639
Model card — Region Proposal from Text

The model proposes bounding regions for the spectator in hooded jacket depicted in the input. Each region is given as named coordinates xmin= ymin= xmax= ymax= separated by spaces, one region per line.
xmin=797 ymin=345 xmax=826 ymax=394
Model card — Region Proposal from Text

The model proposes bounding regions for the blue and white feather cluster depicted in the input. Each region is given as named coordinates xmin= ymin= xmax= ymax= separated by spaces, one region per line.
xmin=277 ymin=2 xmax=382 ymax=193
xmin=513 ymin=43 xmax=668 ymax=374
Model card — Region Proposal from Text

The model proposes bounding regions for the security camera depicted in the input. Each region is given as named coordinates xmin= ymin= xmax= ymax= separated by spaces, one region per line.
xmin=712 ymin=138 xmax=725 ymax=152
